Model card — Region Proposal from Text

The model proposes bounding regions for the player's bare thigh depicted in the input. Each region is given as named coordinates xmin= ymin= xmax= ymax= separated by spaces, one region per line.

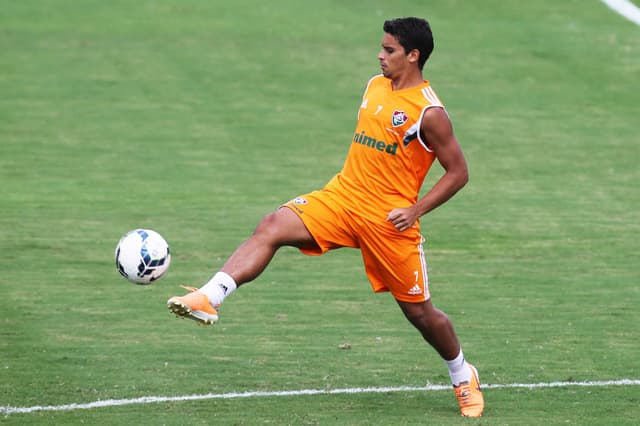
xmin=255 ymin=206 xmax=319 ymax=250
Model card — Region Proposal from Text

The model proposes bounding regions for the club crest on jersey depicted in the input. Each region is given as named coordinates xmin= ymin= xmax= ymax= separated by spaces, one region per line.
xmin=392 ymin=110 xmax=408 ymax=127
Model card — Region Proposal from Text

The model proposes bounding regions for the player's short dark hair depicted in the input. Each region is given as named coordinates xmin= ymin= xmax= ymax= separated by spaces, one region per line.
xmin=383 ymin=17 xmax=434 ymax=70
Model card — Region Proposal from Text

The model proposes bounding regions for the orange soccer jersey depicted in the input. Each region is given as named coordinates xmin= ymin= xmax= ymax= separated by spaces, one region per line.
xmin=285 ymin=75 xmax=446 ymax=302
xmin=326 ymin=74 xmax=444 ymax=224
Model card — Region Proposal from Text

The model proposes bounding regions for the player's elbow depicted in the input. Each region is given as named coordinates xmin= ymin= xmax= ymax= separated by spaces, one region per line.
xmin=456 ymin=166 xmax=469 ymax=190
xmin=461 ymin=167 xmax=469 ymax=187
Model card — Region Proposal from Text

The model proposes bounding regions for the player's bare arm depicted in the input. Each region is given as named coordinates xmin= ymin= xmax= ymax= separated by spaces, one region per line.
xmin=387 ymin=106 xmax=468 ymax=231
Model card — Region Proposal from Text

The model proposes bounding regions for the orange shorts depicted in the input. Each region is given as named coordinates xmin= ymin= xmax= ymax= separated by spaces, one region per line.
xmin=284 ymin=190 xmax=430 ymax=303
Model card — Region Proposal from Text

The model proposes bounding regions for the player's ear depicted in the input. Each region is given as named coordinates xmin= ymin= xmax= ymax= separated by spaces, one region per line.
xmin=407 ymin=48 xmax=420 ymax=65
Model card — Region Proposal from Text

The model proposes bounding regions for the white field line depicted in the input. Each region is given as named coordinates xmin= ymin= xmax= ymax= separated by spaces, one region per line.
xmin=602 ymin=0 xmax=640 ymax=25
xmin=1 ymin=379 xmax=639 ymax=415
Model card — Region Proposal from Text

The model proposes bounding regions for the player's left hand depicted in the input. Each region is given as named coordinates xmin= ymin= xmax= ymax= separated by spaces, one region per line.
xmin=386 ymin=206 xmax=419 ymax=232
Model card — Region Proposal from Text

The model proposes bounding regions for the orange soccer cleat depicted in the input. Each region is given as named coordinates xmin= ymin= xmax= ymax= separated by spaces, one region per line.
xmin=167 ymin=286 xmax=218 ymax=325
xmin=453 ymin=364 xmax=485 ymax=417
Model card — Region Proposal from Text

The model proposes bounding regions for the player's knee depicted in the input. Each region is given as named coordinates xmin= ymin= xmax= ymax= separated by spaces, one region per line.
xmin=429 ymin=310 xmax=451 ymax=329
xmin=252 ymin=210 xmax=292 ymax=245
xmin=254 ymin=212 xmax=280 ymax=238
xmin=403 ymin=302 xmax=450 ymax=332
xmin=422 ymin=304 xmax=450 ymax=326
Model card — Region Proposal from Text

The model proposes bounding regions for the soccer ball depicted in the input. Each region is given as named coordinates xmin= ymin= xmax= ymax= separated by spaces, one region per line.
xmin=115 ymin=229 xmax=171 ymax=285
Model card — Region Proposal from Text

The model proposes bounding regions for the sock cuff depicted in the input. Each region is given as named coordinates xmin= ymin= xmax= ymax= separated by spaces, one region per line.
xmin=445 ymin=350 xmax=471 ymax=386
xmin=445 ymin=350 xmax=465 ymax=368
xmin=212 ymin=271 xmax=237 ymax=296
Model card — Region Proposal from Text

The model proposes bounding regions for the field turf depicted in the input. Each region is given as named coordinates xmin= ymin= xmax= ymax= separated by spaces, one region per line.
xmin=1 ymin=0 xmax=639 ymax=424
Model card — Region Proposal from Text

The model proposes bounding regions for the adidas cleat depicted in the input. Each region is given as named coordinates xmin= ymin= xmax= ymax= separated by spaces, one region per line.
xmin=453 ymin=363 xmax=484 ymax=417
xmin=167 ymin=286 xmax=218 ymax=325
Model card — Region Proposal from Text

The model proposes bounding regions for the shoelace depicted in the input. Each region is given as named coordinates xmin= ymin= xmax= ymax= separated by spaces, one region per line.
xmin=456 ymin=385 xmax=472 ymax=400
xmin=180 ymin=285 xmax=199 ymax=292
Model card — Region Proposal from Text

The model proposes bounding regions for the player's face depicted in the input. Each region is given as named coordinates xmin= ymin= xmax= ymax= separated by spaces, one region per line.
xmin=378 ymin=33 xmax=410 ymax=79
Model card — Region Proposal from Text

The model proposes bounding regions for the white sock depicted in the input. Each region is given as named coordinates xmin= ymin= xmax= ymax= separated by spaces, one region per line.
xmin=199 ymin=272 xmax=237 ymax=308
xmin=445 ymin=350 xmax=472 ymax=386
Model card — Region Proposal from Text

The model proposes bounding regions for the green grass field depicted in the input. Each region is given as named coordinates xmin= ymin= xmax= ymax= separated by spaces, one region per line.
xmin=1 ymin=0 xmax=639 ymax=424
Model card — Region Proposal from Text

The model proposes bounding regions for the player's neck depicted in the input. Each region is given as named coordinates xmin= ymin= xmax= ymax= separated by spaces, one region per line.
xmin=390 ymin=72 xmax=425 ymax=91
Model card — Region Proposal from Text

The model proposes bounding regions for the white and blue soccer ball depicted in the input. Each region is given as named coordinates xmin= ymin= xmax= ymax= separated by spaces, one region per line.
xmin=115 ymin=229 xmax=171 ymax=285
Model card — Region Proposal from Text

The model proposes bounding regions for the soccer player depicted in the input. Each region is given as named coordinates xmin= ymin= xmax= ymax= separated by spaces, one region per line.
xmin=168 ymin=17 xmax=484 ymax=417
